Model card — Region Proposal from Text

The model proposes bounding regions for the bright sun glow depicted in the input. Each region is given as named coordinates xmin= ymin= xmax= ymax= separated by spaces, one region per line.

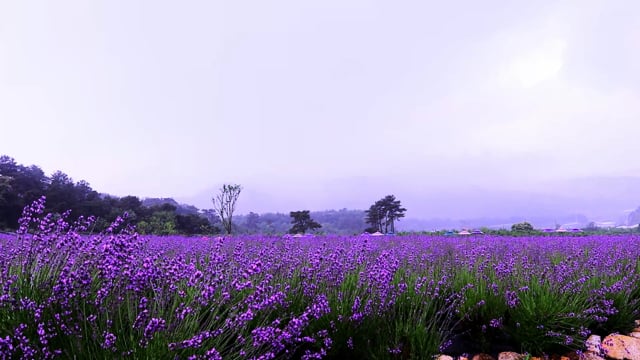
xmin=507 ymin=39 xmax=566 ymax=88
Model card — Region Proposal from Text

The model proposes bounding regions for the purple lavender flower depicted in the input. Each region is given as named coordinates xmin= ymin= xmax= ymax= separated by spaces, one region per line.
xmin=139 ymin=318 xmax=166 ymax=347
xmin=101 ymin=332 xmax=117 ymax=350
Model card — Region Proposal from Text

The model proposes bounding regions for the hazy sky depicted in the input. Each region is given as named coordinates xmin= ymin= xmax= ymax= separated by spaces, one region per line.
xmin=1 ymin=0 xmax=639 ymax=208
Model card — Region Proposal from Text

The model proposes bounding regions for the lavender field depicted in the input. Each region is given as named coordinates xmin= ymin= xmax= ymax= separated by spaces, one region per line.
xmin=1 ymin=199 xmax=639 ymax=359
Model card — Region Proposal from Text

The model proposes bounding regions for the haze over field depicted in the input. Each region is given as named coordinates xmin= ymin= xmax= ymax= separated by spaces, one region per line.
xmin=179 ymin=176 xmax=640 ymax=230
xmin=1 ymin=1 xmax=639 ymax=226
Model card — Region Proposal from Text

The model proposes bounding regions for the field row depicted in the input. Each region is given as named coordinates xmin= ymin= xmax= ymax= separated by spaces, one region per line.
xmin=0 ymin=201 xmax=639 ymax=359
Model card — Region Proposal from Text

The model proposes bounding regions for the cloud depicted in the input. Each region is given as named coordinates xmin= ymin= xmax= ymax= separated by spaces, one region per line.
xmin=1 ymin=0 xmax=639 ymax=201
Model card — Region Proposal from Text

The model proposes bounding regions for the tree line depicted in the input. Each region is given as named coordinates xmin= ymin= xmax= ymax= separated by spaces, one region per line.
xmin=232 ymin=209 xmax=368 ymax=235
xmin=1 ymin=155 xmax=407 ymax=235
xmin=0 ymin=156 xmax=214 ymax=234
xmin=213 ymin=185 xmax=406 ymax=235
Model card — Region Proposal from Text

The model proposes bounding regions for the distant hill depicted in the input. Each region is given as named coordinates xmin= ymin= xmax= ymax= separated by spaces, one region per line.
xmin=233 ymin=209 xmax=367 ymax=235
xmin=179 ymin=176 xmax=640 ymax=231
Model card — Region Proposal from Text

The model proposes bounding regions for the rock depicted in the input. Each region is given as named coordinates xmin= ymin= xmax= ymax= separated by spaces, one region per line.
xmin=472 ymin=354 xmax=496 ymax=360
xmin=498 ymin=352 xmax=524 ymax=360
xmin=435 ymin=355 xmax=454 ymax=360
xmin=564 ymin=351 xmax=580 ymax=360
xmin=579 ymin=352 xmax=605 ymax=360
xmin=585 ymin=335 xmax=602 ymax=354
xmin=550 ymin=355 xmax=570 ymax=360
xmin=601 ymin=334 xmax=640 ymax=360
xmin=630 ymin=332 xmax=640 ymax=339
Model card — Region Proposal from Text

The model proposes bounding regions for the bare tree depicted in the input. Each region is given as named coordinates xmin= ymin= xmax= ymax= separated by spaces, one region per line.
xmin=212 ymin=184 xmax=242 ymax=234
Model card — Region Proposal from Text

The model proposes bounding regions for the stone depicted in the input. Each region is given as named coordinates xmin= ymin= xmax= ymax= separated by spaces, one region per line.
xmin=498 ymin=352 xmax=524 ymax=360
xmin=585 ymin=335 xmax=602 ymax=354
xmin=601 ymin=334 xmax=640 ymax=360
xmin=630 ymin=332 xmax=640 ymax=339
xmin=435 ymin=355 xmax=454 ymax=360
xmin=579 ymin=352 xmax=605 ymax=360
xmin=550 ymin=355 xmax=570 ymax=360
xmin=564 ymin=351 xmax=580 ymax=360
xmin=472 ymin=354 xmax=496 ymax=360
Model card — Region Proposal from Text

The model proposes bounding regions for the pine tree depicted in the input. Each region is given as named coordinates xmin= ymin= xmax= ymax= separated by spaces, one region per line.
xmin=364 ymin=195 xmax=406 ymax=233
xmin=289 ymin=210 xmax=322 ymax=234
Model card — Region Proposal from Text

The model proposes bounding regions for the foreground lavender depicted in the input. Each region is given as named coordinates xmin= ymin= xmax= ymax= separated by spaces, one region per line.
xmin=1 ymin=199 xmax=639 ymax=359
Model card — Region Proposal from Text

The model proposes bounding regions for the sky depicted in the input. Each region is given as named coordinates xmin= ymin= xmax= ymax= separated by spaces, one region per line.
xmin=1 ymin=0 xmax=639 ymax=214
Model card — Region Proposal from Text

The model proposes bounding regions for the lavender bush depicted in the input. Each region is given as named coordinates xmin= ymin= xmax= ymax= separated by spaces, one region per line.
xmin=0 ymin=198 xmax=639 ymax=359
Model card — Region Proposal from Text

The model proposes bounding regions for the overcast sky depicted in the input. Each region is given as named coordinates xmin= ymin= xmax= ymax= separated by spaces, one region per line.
xmin=1 ymin=0 xmax=639 ymax=209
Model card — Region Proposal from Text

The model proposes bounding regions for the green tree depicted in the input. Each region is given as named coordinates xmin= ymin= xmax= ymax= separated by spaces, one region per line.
xmin=72 ymin=180 xmax=103 ymax=219
xmin=46 ymin=171 xmax=76 ymax=216
xmin=0 ymin=175 xmax=12 ymax=205
xmin=511 ymin=222 xmax=534 ymax=233
xmin=0 ymin=175 xmax=14 ymax=229
xmin=201 ymin=209 xmax=222 ymax=228
xmin=365 ymin=203 xmax=385 ymax=233
xmin=212 ymin=184 xmax=242 ymax=234
xmin=584 ymin=221 xmax=598 ymax=232
xmin=137 ymin=211 xmax=177 ymax=235
xmin=176 ymin=213 xmax=215 ymax=235
xmin=245 ymin=212 xmax=260 ymax=234
xmin=384 ymin=195 xmax=406 ymax=233
xmin=0 ymin=157 xmax=50 ymax=228
xmin=365 ymin=195 xmax=406 ymax=233
xmin=15 ymin=165 xmax=49 ymax=204
xmin=289 ymin=210 xmax=322 ymax=234
xmin=118 ymin=195 xmax=143 ymax=214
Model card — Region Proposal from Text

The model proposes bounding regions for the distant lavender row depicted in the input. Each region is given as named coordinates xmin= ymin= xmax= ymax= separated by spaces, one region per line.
xmin=1 ymin=198 xmax=639 ymax=359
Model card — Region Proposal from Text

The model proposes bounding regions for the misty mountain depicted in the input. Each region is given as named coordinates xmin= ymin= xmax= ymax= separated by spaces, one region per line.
xmin=179 ymin=176 xmax=640 ymax=230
